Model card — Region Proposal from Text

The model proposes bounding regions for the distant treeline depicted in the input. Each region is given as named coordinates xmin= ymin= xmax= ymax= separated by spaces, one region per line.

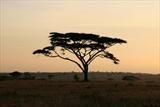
xmin=0 ymin=71 xmax=159 ymax=82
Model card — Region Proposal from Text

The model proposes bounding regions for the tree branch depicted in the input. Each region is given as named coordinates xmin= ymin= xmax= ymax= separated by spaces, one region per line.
xmin=71 ymin=49 xmax=86 ymax=69
xmin=86 ymin=50 xmax=104 ymax=65
xmin=87 ymin=53 xmax=103 ymax=65
xmin=53 ymin=50 xmax=84 ymax=71
xmin=44 ymin=54 xmax=58 ymax=58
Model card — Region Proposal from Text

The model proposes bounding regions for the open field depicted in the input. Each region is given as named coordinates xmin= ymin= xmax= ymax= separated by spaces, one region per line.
xmin=0 ymin=72 xmax=160 ymax=107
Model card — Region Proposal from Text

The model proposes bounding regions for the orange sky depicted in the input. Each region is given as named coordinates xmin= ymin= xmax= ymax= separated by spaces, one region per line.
xmin=0 ymin=0 xmax=159 ymax=74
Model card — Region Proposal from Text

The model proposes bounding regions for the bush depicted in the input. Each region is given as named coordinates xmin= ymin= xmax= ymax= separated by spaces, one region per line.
xmin=122 ymin=75 xmax=140 ymax=81
xmin=9 ymin=71 xmax=21 ymax=79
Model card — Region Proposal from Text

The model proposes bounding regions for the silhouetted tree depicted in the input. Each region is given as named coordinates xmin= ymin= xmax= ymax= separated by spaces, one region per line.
xmin=33 ymin=32 xmax=127 ymax=81
xmin=10 ymin=71 xmax=21 ymax=79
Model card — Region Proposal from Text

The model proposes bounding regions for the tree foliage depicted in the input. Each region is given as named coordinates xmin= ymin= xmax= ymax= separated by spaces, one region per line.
xmin=33 ymin=32 xmax=127 ymax=81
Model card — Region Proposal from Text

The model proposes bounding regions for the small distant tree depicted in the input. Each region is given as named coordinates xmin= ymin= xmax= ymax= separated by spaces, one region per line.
xmin=10 ymin=71 xmax=21 ymax=79
xmin=33 ymin=32 xmax=127 ymax=81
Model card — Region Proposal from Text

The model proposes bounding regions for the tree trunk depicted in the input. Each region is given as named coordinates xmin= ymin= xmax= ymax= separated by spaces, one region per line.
xmin=83 ymin=65 xmax=89 ymax=81
xmin=83 ymin=71 xmax=88 ymax=81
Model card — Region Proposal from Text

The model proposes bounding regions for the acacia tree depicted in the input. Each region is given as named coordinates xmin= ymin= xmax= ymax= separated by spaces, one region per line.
xmin=33 ymin=32 xmax=127 ymax=81
xmin=10 ymin=71 xmax=21 ymax=79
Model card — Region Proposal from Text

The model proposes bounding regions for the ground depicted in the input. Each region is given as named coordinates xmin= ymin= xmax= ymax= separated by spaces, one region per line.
xmin=0 ymin=74 xmax=160 ymax=107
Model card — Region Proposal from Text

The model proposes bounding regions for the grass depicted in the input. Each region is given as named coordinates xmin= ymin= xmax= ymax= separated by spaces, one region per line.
xmin=0 ymin=79 xmax=160 ymax=107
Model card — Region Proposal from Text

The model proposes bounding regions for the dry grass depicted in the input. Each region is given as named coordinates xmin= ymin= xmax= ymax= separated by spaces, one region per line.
xmin=0 ymin=79 xmax=160 ymax=107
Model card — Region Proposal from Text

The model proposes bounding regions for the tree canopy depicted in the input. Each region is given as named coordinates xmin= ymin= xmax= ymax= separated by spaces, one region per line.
xmin=33 ymin=32 xmax=127 ymax=81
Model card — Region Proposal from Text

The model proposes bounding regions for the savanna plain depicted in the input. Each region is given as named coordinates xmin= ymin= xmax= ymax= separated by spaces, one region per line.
xmin=0 ymin=72 xmax=160 ymax=107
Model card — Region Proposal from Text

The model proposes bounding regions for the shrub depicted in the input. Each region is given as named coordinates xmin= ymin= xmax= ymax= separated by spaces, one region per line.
xmin=9 ymin=71 xmax=21 ymax=79
xmin=122 ymin=75 xmax=140 ymax=81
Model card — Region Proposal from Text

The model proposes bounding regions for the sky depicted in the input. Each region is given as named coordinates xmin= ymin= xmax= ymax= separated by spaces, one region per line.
xmin=0 ymin=0 xmax=159 ymax=74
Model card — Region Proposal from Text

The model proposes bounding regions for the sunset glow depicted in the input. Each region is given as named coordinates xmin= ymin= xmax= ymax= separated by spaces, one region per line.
xmin=0 ymin=0 xmax=159 ymax=74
